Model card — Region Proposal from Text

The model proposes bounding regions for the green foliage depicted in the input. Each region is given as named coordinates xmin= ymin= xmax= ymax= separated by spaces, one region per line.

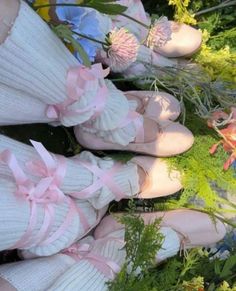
xmin=107 ymin=202 xmax=164 ymax=290
xmin=167 ymin=0 xmax=196 ymax=24
xmin=119 ymin=214 xmax=163 ymax=272
xmin=108 ymin=206 xmax=236 ymax=290
xmin=33 ymin=0 xmax=128 ymax=15
xmin=82 ymin=0 xmax=127 ymax=15
xmin=162 ymin=113 xmax=236 ymax=218
xmin=52 ymin=24 xmax=91 ymax=67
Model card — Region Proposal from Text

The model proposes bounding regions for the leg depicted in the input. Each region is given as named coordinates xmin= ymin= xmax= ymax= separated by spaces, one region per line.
xmin=0 ymin=0 xmax=19 ymax=44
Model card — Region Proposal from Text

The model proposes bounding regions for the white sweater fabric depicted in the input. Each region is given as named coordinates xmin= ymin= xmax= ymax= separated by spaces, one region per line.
xmin=0 ymin=254 xmax=75 ymax=291
xmin=0 ymin=134 xmax=140 ymax=210
xmin=0 ymin=84 xmax=51 ymax=125
xmin=0 ymin=1 xmax=140 ymax=146
xmin=0 ymin=227 xmax=180 ymax=291
xmin=0 ymin=177 xmax=105 ymax=256
xmin=49 ymin=228 xmax=180 ymax=291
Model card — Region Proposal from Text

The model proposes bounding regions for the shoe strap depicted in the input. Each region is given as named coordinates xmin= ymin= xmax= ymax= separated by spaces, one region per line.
xmin=46 ymin=64 xmax=110 ymax=123
xmin=71 ymin=160 xmax=125 ymax=202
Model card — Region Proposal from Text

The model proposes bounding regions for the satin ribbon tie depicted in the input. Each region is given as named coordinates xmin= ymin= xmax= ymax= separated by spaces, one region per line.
xmin=0 ymin=147 xmax=77 ymax=249
xmin=63 ymin=238 xmax=123 ymax=280
xmin=46 ymin=63 xmax=110 ymax=122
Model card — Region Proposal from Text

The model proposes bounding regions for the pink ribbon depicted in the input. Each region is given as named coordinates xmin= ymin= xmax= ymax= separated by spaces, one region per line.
xmin=63 ymin=238 xmax=124 ymax=280
xmin=26 ymin=140 xmax=66 ymax=192
xmin=71 ymin=159 xmax=125 ymax=202
xmin=0 ymin=146 xmax=77 ymax=249
xmin=25 ymin=141 xmax=90 ymax=231
xmin=46 ymin=63 xmax=110 ymax=122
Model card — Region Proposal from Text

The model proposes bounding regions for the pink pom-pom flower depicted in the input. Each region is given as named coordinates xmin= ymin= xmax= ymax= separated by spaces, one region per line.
xmin=146 ymin=16 xmax=172 ymax=50
xmin=105 ymin=28 xmax=139 ymax=72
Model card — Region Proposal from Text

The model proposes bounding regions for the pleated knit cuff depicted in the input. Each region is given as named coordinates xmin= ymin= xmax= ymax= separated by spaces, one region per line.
xmin=49 ymin=261 xmax=108 ymax=291
xmin=156 ymin=227 xmax=180 ymax=262
xmin=0 ymin=254 xmax=75 ymax=291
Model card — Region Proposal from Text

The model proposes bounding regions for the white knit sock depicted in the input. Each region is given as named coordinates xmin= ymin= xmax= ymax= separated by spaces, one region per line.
xmin=0 ymin=177 xmax=105 ymax=256
xmin=0 ymin=1 xmax=141 ymax=147
xmin=49 ymin=231 xmax=126 ymax=291
xmin=0 ymin=254 xmax=75 ymax=291
xmin=0 ymin=84 xmax=51 ymax=125
xmin=49 ymin=227 xmax=180 ymax=291
xmin=0 ymin=135 xmax=140 ymax=209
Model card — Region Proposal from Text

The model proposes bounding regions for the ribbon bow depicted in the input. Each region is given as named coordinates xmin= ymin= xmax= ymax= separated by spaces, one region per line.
xmin=47 ymin=63 xmax=110 ymax=123
xmin=63 ymin=238 xmax=124 ymax=280
xmin=0 ymin=145 xmax=76 ymax=249
xmin=26 ymin=140 xmax=66 ymax=195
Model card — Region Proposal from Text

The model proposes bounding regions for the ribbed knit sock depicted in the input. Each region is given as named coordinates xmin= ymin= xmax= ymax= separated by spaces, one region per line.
xmin=0 ymin=254 xmax=75 ymax=291
xmin=49 ymin=227 xmax=180 ymax=291
xmin=0 ymin=84 xmax=51 ymax=125
xmin=0 ymin=177 xmax=105 ymax=256
xmin=0 ymin=1 xmax=141 ymax=147
xmin=0 ymin=135 xmax=140 ymax=210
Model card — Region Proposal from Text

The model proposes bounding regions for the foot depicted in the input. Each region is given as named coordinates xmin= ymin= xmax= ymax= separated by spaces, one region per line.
xmin=75 ymin=116 xmax=194 ymax=157
xmin=134 ymin=155 xmax=182 ymax=198
xmin=125 ymin=91 xmax=181 ymax=122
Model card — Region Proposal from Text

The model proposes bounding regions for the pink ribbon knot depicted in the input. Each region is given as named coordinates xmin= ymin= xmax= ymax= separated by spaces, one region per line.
xmin=0 ymin=146 xmax=77 ymax=249
xmin=46 ymin=63 xmax=110 ymax=123
xmin=26 ymin=140 xmax=67 ymax=196
xmin=63 ymin=238 xmax=123 ymax=280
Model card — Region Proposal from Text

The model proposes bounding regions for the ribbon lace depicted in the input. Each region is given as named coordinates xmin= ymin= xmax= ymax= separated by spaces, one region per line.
xmin=46 ymin=64 xmax=110 ymax=123
xmin=63 ymin=237 xmax=124 ymax=280
xmin=0 ymin=143 xmax=77 ymax=249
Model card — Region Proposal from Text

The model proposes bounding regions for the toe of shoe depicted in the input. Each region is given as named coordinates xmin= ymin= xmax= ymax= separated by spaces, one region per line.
xmin=156 ymin=22 xmax=202 ymax=58
xmin=155 ymin=122 xmax=194 ymax=156
xmin=132 ymin=156 xmax=183 ymax=198
xmin=146 ymin=92 xmax=181 ymax=121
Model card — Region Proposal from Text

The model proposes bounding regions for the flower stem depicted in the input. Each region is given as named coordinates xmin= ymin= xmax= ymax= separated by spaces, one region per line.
xmin=72 ymin=30 xmax=107 ymax=46
xmin=33 ymin=3 xmax=87 ymax=10
xmin=119 ymin=13 xmax=150 ymax=29
xmin=195 ymin=0 xmax=236 ymax=16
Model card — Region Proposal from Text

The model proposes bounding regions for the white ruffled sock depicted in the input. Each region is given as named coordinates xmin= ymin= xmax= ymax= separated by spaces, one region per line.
xmin=0 ymin=254 xmax=75 ymax=291
xmin=0 ymin=134 xmax=140 ymax=210
xmin=0 ymin=1 xmax=141 ymax=147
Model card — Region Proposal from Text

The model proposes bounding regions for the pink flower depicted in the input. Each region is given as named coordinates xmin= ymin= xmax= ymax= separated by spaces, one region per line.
xmin=146 ymin=16 xmax=172 ymax=50
xmin=106 ymin=28 xmax=139 ymax=72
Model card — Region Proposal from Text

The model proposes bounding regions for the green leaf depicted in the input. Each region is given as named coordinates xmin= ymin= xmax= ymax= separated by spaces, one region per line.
xmin=70 ymin=38 xmax=91 ymax=67
xmin=84 ymin=0 xmax=127 ymax=15
xmin=220 ymin=255 xmax=236 ymax=279
xmin=52 ymin=24 xmax=91 ymax=67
